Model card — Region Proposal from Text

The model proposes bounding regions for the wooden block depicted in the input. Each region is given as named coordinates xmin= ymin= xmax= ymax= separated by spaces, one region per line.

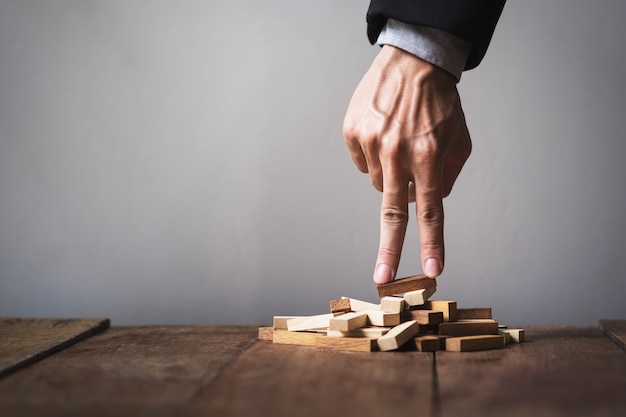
xmin=422 ymin=300 xmax=458 ymax=322
xmin=445 ymin=335 xmax=506 ymax=352
xmin=401 ymin=309 xmax=444 ymax=325
xmin=273 ymin=330 xmax=323 ymax=347
xmin=329 ymin=298 xmax=351 ymax=313
xmin=438 ymin=320 xmax=499 ymax=337
xmin=273 ymin=316 xmax=303 ymax=330
xmin=326 ymin=327 xmax=391 ymax=339
xmin=376 ymin=274 xmax=436 ymax=298
xmin=362 ymin=310 xmax=401 ymax=327
xmin=498 ymin=329 xmax=511 ymax=344
xmin=411 ymin=335 xmax=445 ymax=352
xmin=344 ymin=297 xmax=380 ymax=312
xmin=258 ymin=327 xmax=273 ymax=341
xmin=403 ymin=287 xmax=437 ymax=306
xmin=457 ymin=307 xmax=492 ymax=320
xmin=380 ymin=296 xmax=406 ymax=313
xmin=286 ymin=313 xmax=336 ymax=332
xmin=377 ymin=320 xmax=420 ymax=351
xmin=499 ymin=328 xmax=525 ymax=343
xmin=329 ymin=312 xmax=368 ymax=332
xmin=316 ymin=336 xmax=378 ymax=352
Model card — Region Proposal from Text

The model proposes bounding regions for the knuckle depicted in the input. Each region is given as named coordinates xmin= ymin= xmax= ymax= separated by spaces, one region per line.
xmin=418 ymin=206 xmax=444 ymax=226
xmin=382 ymin=206 xmax=409 ymax=226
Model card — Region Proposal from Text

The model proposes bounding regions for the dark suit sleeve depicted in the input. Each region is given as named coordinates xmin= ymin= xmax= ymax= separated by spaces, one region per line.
xmin=367 ymin=0 xmax=506 ymax=70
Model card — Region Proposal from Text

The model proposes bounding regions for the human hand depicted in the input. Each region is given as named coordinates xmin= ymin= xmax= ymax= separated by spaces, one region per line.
xmin=343 ymin=45 xmax=472 ymax=283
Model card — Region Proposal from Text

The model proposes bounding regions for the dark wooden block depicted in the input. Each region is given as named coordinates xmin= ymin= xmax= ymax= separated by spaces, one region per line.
xmin=376 ymin=274 xmax=436 ymax=298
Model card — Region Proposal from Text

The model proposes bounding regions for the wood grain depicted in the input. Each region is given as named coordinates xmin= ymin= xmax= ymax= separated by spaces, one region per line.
xmin=316 ymin=336 xmax=377 ymax=352
xmin=457 ymin=307 xmax=492 ymax=320
xmin=0 ymin=317 xmax=110 ymax=378
xmin=436 ymin=326 xmax=626 ymax=417
xmin=2 ymin=325 xmax=626 ymax=417
xmin=186 ymin=340 xmax=434 ymax=417
xmin=0 ymin=325 xmax=259 ymax=417
xmin=376 ymin=274 xmax=436 ymax=298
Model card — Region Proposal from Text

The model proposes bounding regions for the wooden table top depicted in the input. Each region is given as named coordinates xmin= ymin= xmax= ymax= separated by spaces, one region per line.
xmin=1 ymin=322 xmax=626 ymax=417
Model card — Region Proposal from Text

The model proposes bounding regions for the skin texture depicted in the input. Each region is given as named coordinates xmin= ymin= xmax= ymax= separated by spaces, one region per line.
xmin=343 ymin=45 xmax=471 ymax=283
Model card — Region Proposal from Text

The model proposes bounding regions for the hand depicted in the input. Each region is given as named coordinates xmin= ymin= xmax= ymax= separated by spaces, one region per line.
xmin=343 ymin=45 xmax=471 ymax=283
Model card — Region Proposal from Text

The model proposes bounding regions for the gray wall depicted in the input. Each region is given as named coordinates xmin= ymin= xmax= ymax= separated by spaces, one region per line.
xmin=1 ymin=0 xmax=625 ymax=326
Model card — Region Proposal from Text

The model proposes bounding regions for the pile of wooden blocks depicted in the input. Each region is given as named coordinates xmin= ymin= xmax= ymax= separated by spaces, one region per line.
xmin=258 ymin=274 xmax=525 ymax=352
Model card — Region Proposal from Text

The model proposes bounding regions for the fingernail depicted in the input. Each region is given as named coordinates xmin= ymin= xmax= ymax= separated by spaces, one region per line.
xmin=374 ymin=264 xmax=395 ymax=284
xmin=424 ymin=258 xmax=441 ymax=278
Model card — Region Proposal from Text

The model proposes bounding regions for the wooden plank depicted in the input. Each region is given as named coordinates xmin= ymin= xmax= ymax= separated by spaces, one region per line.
xmin=377 ymin=320 xmax=420 ymax=351
xmin=329 ymin=312 xmax=368 ymax=332
xmin=421 ymin=301 xmax=458 ymax=322
xmin=326 ymin=327 xmax=391 ymax=339
xmin=273 ymin=330 xmax=323 ymax=347
xmin=380 ymin=296 xmax=406 ymax=313
xmin=600 ymin=319 xmax=626 ymax=351
xmin=438 ymin=320 xmax=499 ymax=337
xmin=329 ymin=298 xmax=351 ymax=313
xmin=0 ymin=317 xmax=110 ymax=378
xmin=401 ymin=309 xmax=444 ymax=325
xmin=376 ymin=274 xmax=436 ymax=298
xmin=286 ymin=314 xmax=335 ymax=332
xmin=457 ymin=307 xmax=492 ymax=320
xmin=403 ymin=287 xmax=437 ymax=306
xmin=410 ymin=335 xmax=446 ymax=352
xmin=445 ymin=335 xmax=505 ymax=352
xmin=315 ymin=336 xmax=378 ymax=352
xmin=192 ymin=337 xmax=434 ymax=417
xmin=344 ymin=297 xmax=380 ymax=312
xmin=258 ymin=327 xmax=273 ymax=341
xmin=0 ymin=325 xmax=259 ymax=416
xmin=436 ymin=326 xmax=626 ymax=417
xmin=273 ymin=316 xmax=303 ymax=330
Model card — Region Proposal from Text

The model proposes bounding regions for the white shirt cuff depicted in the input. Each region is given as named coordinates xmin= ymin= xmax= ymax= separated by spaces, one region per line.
xmin=377 ymin=18 xmax=471 ymax=82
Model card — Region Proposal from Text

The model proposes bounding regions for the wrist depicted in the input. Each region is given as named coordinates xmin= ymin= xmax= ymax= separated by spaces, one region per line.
xmin=377 ymin=19 xmax=471 ymax=82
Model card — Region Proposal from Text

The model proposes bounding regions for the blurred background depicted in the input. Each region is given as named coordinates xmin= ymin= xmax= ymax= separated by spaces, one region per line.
xmin=1 ymin=0 xmax=625 ymax=326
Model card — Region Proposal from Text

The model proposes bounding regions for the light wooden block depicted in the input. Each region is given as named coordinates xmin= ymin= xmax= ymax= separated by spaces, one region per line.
xmin=329 ymin=312 xmax=368 ymax=332
xmin=422 ymin=300 xmax=458 ymax=322
xmin=437 ymin=320 xmax=499 ymax=337
xmin=258 ymin=327 xmax=274 ymax=341
xmin=401 ymin=309 xmax=444 ymax=325
xmin=377 ymin=320 xmax=420 ymax=351
xmin=329 ymin=298 xmax=351 ymax=313
xmin=457 ymin=307 xmax=492 ymax=320
xmin=380 ymin=296 xmax=406 ymax=313
xmin=362 ymin=310 xmax=401 ymax=327
xmin=326 ymin=327 xmax=391 ymax=339
xmin=445 ymin=335 xmax=505 ymax=352
xmin=273 ymin=316 xmax=303 ymax=330
xmin=316 ymin=336 xmax=377 ymax=352
xmin=344 ymin=297 xmax=380 ymax=312
xmin=287 ymin=313 xmax=336 ymax=332
xmin=273 ymin=330 xmax=323 ymax=347
xmin=376 ymin=274 xmax=437 ymax=298
xmin=499 ymin=329 xmax=511 ymax=344
xmin=411 ymin=335 xmax=446 ymax=352
xmin=403 ymin=287 xmax=437 ymax=306
xmin=499 ymin=328 xmax=525 ymax=343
